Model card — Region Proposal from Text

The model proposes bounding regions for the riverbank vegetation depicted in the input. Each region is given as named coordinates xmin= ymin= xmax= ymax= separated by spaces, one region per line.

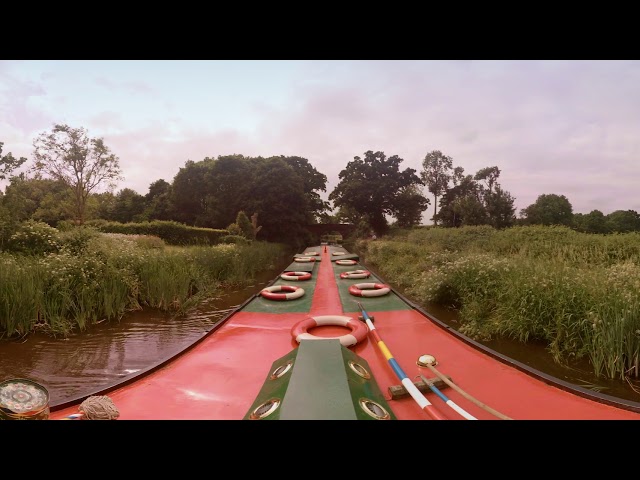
xmin=0 ymin=224 xmax=288 ymax=339
xmin=360 ymin=225 xmax=640 ymax=382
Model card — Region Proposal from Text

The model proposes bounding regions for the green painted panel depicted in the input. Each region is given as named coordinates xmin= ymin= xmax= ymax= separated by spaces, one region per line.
xmin=243 ymin=339 xmax=396 ymax=420
xmin=332 ymin=260 xmax=411 ymax=313
xmin=280 ymin=340 xmax=357 ymax=419
xmin=242 ymin=265 xmax=318 ymax=313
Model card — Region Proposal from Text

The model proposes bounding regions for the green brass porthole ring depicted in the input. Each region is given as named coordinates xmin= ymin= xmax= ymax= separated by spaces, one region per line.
xmin=348 ymin=360 xmax=371 ymax=379
xmin=249 ymin=398 xmax=281 ymax=420
xmin=359 ymin=398 xmax=391 ymax=420
xmin=270 ymin=360 xmax=294 ymax=380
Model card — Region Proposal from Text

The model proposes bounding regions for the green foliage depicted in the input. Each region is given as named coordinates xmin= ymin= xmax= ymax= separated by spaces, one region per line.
xmin=0 ymin=204 xmax=17 ymax=250
xmin=365 ymin=225 xmax=640 ymax=381
xmin=220 ymin=234 xmax=250 ymax=245
xmin=1 ymin=176 xmax=74 ymax=226
xmin=7 ymin=220 xmax=61 ymax=255
xmin=329 ymin=150 xmax=427 ymax=235
xmin=573 ymin=210 xmax=609 ymax=234
xmin=0 ymin=238 xmax=288 ymax=338
xmin=606 ymin=210 xmax=640 ymax=233
xmin=57 ymin=226 xmax=101 ymax=255
xmin=0 ymin=142 xmax=27 ymax=180
xmin=32 ymin=124 xmax=123 ymax=224
xmin=520 ymin=193 xmax=573 ymax=226
xmin=421 ymin=150 xmax=453 ymax=224
xmin=85 ymin=219 xmax=227 ymax=246
xmin=226 ymin=223 xmax=243 ymax=236
xmin=235 ymin=211 xmax=254 ymax=239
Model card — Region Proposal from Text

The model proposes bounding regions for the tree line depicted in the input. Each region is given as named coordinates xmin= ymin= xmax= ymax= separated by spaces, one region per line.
xmin=1 ymin=124 xmax=639 ymax=247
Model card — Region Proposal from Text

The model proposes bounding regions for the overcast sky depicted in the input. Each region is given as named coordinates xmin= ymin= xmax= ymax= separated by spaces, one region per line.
xmin=1 ymin=60 xmax=638 ymax=222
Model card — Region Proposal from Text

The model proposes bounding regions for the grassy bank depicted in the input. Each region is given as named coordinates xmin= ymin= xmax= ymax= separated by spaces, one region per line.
xmin=0 ymin=231 xmax=288 ymax=338
xmin=360 ymin=225 xmax=640 ymax=381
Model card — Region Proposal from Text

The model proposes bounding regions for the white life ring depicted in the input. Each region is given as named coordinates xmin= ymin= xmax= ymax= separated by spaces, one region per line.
xmin=332 ymin=252 xmax=346 ymax=256
xmin=336 ymin=259 xmax=357 ymax=266
xmin=280 ymin=271 xmax=312 ymax=281
xmin=348 ymin=283 xmax=391 ymax=297
xmin=303 ymin=251 xmax=319 ymax=256
xmin=290 ymin=315 xmax=368 ymax=347
xmin=340 ymin=270 xmax=371 ymax=279
xmin=295 ymin=256 xmax=316 ymax=263
xmin=260 ymin=285 xmax=305 ymax=301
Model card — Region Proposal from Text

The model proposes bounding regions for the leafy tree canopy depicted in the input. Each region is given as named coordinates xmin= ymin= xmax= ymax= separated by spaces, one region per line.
xmin=329 ymin=150 xmax=427 ymax=235
xmin=31 ymin=124 xmax=122 ymax=224
xmin=0 ymin=142 xmax=27 ymax=181
xmin=520 ymin=193 xmax=573 ymax=226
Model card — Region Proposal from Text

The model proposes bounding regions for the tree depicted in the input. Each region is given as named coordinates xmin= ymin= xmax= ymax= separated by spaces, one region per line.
xmin=235 ymin=211 xmax=254 ymax=239
xmin=392 ymin=185 xmax=430 ymax=228
xmin=573 ymin=210 xmax=609 ymax=234
xmin=606 ymin=210 xmax=640 ymax=233
xmin=144 ymin=179 xmax=174 ymax=221
xmin=1 ymin=175 xmax=73 ymax=226
xmin=520 ymin=194 xmax=573 ymax=226
xmin=474 ymin=167 xmax=515 ymax=228
xmin=435 ymin=174 xmax=481 ymax=227
xmin=484 ymin=185 xmax=516 ymax=228
xmin=278 ymin=155 xmax=331 ymax=223
xmin=329 ymin=150 xmax=427 ymax=235
xmin=0 ymin=142 xmax=27 ymax=181
xmin=171 ymin=158 xmax=215 ymax=226
xmin=421 ymin=150 xmax=453 ymax=225
xmin=245 ymin=157 xmax=310 ymax=245
xmin=110 ymin=188 xmax=146 ymax=223
xmin=32 ymin=124 xmax=122 ymax=224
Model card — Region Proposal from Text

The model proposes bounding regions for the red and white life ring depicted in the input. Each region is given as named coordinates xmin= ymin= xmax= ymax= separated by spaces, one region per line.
xmin=260 ymin=285 xmax=305 ymax=301
xmin=340 ymin=270 xmax=371 ymax=279
xmin=291 ymin=315 xmax=368 ymax=347
xmin=348 ymin=283 xmax=391 ymax=297
xmin=336 ymin=259 xmax=357 ymax=266
xmin=294 ymin=256 xmax=316 ymax=263
xmin=280 ymin=271 xmax=312 ymax=281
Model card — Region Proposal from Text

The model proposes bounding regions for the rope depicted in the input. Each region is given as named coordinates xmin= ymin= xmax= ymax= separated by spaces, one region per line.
xmin=423 ymin=363 xmax=512 ymax=420
xmin=78 ymin=395 xmax=120 ymax=420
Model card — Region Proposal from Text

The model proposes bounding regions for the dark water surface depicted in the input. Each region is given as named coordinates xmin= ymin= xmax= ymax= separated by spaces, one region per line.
xmin=2 ymin=249 xmax=640 ymax=407
xmin=0 ymin=270 xmax=281 ymax=407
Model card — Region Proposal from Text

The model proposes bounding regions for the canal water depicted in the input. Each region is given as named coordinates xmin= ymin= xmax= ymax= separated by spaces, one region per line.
xmin=1 ymin=249 xmax=640 ymax=407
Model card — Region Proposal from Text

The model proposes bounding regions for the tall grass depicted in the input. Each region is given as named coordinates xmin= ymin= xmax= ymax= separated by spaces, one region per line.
xmin=0 ymin=235 xmax=287 ymax=338
xmin=365 ymin=225 xmax=640 ymax=380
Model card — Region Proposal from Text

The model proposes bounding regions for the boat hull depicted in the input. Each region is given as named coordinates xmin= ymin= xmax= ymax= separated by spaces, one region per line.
xmin=48 ymin=245 xmax=640 ymax=420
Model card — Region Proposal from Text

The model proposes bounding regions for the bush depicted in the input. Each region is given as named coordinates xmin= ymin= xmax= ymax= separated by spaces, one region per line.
xmin=7 ymin=220 xmax=60 ymax=255
xmin=58 ymin=226 xmax=101 ymax=255
xmin=219 ymin=235 xmax=250 ymax=245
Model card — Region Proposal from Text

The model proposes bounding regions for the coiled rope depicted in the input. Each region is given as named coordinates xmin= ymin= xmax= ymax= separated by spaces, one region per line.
xmin=78 ymin=395 xmax=120 ymax=420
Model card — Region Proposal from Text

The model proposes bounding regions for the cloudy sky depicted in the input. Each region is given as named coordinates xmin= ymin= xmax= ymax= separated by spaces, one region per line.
xmin=1 ymin=60 xmax=638 ymax=222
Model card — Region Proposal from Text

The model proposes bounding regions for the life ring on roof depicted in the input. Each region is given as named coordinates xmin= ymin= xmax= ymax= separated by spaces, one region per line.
xmin=332 ymin=252 xmax=346 ymax=256
xmin=280 ymin=271 xmax=312 ymax=281
xmin=340 ymin=270 xmax=371 ymax=279
xmin=336 ymin=259 xmax=357 ymax=266
xmin=348 ymin=283 xmax=391 ymax=297
xmin=291 ymin=315 xmax=368 ymax=347
xmin=260 ymin=285 xmax=305 ymax=301
xmin=303 ymin=251 xmax=319 ymax=256
xmin=295 ymin=256 xmax=316 ymax=263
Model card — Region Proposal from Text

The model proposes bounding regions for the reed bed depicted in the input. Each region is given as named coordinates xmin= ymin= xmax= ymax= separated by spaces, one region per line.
xmin=363 ymin=225 xmax=640 ymax=380
xmin=0 ymin=233 xmax=287 ymax=338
